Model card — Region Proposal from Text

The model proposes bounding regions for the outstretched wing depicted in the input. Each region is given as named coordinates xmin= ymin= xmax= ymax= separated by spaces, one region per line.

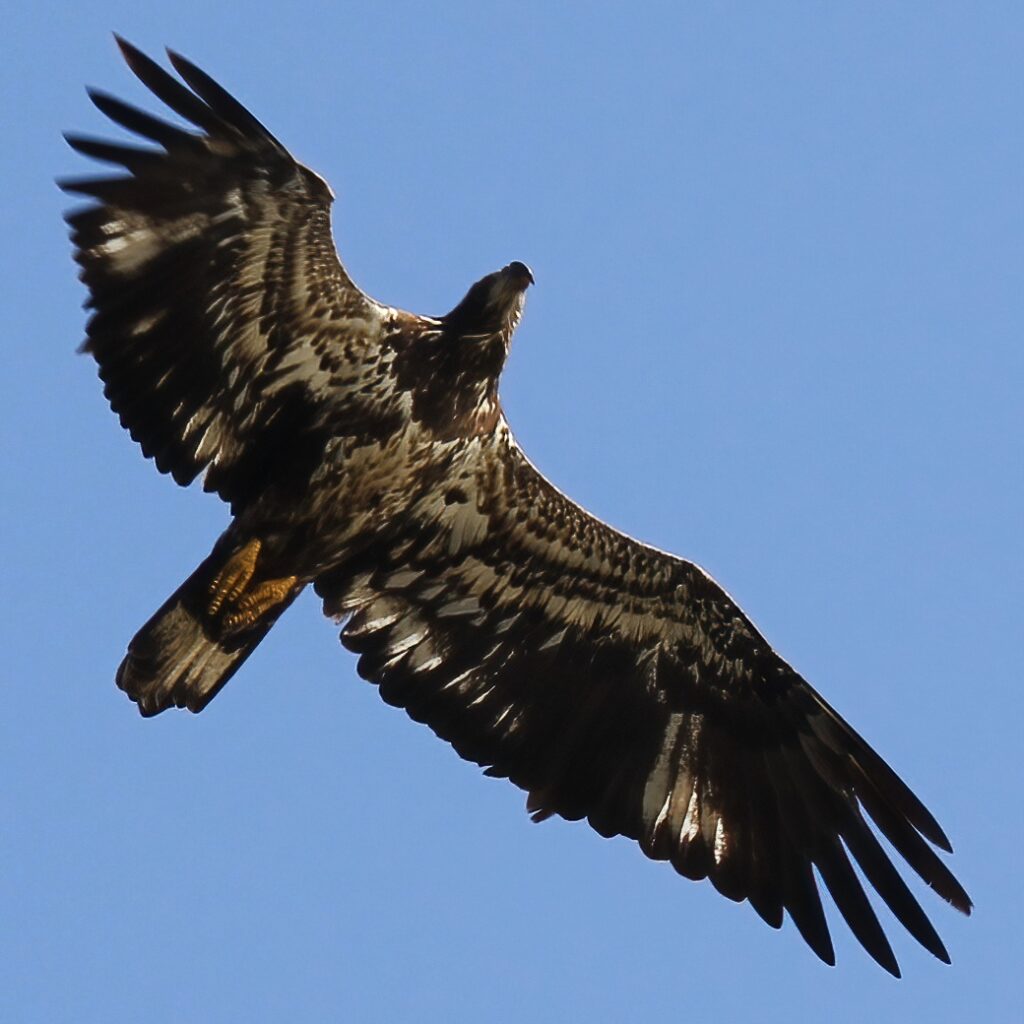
xmin=62 ymin=38 xmax=384 ymax=506
xmin=316 ymin=429 xmax=971 ymax=975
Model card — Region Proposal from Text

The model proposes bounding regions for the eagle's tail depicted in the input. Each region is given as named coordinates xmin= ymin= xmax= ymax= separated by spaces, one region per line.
xmin=116 ymin=534 xmax=304 ymax=716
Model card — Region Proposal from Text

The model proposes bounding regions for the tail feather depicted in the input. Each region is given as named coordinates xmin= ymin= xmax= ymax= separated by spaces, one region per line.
xmin=116 ymin=541 xmax=302 ymax=716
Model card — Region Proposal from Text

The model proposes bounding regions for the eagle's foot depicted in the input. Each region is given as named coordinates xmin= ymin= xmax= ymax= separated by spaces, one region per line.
xmin=222 ymin=576 xmax=299 ymax=633
xmin=207 ymin=538 xmax=262 ymax=616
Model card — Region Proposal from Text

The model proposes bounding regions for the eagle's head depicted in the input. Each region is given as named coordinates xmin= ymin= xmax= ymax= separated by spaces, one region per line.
xmin=443 ymin=261 xmax=534 ymax=347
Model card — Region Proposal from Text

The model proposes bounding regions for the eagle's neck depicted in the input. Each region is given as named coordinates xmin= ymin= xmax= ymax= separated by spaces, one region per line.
xmin=389 ymin=322 xmax=505 ymax=440
xmin=389 ymin=268 xmax=527 ymax=440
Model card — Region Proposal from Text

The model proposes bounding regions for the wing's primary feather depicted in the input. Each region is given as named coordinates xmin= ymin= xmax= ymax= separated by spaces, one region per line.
xmin=315 ymin=429 xmax=971 ymax=975
xmin=62 ymin=37 xmax=380 ymax=506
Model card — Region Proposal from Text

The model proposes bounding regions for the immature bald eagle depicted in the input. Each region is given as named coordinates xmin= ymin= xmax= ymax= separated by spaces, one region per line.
xmin=63 ymin=38 xmax=970 ymax=975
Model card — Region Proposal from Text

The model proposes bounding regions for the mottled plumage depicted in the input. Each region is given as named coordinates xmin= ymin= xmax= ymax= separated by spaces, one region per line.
xmin=63 ymin=39 xmax=971 ymax=976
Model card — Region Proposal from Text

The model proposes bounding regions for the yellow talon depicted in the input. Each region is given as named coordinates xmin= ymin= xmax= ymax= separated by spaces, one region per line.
xmin=222 ymin=576 xmax=298 ymax=632
xmin=207 ymin=538 xmax=262 ymax=616
xmin=207 ymin=538 xmax=298 ymax=632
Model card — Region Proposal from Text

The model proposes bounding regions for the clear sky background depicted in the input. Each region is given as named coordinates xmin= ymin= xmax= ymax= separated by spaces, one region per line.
xmin=3 ymin=3 xmax=1021 ymax=1021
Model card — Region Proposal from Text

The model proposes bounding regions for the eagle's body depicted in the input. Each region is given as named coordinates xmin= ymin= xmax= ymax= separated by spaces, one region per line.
xmin=63 ymin=39 xmax=970 ymax=976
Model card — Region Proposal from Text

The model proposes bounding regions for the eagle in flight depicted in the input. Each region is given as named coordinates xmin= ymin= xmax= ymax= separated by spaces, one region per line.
xmin=63 ymin=38 xmax=970 ymax=975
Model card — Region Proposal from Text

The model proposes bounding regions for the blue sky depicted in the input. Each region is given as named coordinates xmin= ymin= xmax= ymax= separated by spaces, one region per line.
xmin=3 ymin=2 xmax=1021 ymax=1020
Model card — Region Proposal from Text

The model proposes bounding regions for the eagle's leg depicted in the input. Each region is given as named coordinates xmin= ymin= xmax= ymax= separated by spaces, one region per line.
xmin=207 ymin=537 xmax=262 ymax=616
xmin=222 ymin=577 xmax=299 ymax=633
xmin=206 ymin=537 xmax=299 ymax=634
